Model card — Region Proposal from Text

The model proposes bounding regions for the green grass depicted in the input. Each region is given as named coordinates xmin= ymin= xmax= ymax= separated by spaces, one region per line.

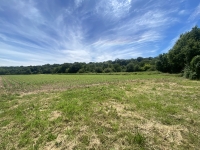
xmin=0 ymin=72 xmax=200 ymax=149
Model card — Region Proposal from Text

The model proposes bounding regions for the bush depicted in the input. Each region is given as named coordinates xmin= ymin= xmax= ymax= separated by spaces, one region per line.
xmin=184 ymin=56 xmax=200 ymax=80
xmin=196 ymin=62 xmax=200 ymax=78
xmin=103 ymin=68 xmax=113 ymax=73
xmin=190 ymin=55 xmax=200 ymax=79
xmin=183 ymin=65 xmax=191 ymax=79
xmin=189 ymin=71 xmax=197 ymax=80
xmin=190 ymin=55 xmax=200 ymax=70
xmin=184 ymin=64 xmax=198 ymax=80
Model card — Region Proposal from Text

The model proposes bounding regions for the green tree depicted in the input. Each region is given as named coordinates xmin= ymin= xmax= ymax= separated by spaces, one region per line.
xmin=113 ymin=64 xmax=121 ymax=72
xmin=155 ymin=53 xmax=170 ymax=72
xmin=104 ymin=68 xmax=113 ymax=73
xmin=190 ymin=55 xmax=200 ymax=79
xmin=95 ymin=67 xmax=103 ymax=73
xmin=126 ymin=63 xmax=135 ymax=72
xmin=168 ymin=26 xmax=200 ymax=73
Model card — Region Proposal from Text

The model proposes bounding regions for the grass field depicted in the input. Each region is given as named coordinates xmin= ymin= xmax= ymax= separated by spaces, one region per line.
xmin=0 ymin=72 xmax=200 ymax=150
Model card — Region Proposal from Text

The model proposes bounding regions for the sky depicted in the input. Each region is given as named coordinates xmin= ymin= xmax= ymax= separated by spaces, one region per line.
xmin=0 ymin=0 xmax=200 ymax=66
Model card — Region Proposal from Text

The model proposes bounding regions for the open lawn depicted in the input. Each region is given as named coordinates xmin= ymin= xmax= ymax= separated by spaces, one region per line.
xmin=0 ymin=72 xmax=200 ymax=150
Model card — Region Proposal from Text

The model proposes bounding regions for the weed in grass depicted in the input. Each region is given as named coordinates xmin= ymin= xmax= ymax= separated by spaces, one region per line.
xmin=152 ymin=87 xmax=156 ymax=90
xmin=133 ymin=131 xmax=146 ymax=146
xmin=78 ymin=135 xmax=90 ymax=146
xmin=18 ymin=131 xmax=32 ymax=148
xmin=47 ymin=133 xmax=57 ymax=142
xmin=117 ymin=131 xmax=145 ymax=147
xmin=111 ymin=122 xmax=119 ymax=131
xmin=0 ymin=119 xmax=10 ymax=127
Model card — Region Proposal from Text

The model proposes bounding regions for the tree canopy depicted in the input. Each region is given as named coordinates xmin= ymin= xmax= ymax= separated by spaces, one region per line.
xmin=0 ymin=57 xmax=156 ymax=75
xmin=156 ymin=26 xmax=200 ymax=79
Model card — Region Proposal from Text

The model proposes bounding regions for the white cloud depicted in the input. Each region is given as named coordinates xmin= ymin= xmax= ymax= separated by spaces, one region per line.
xmin=60 ymin=49 xmax=90 ymax=62
xmin=188 ymin=3 xmax=200 ymax=22
xmin=178 ymin=10 xmax=187 ymax=15
xmin=75 ymin=0 xmax=84 ymax=8
xmin=96 ymin=0 xmax=132 ymax=19
xmin=0 ymin=0 xmax=198 ymax=66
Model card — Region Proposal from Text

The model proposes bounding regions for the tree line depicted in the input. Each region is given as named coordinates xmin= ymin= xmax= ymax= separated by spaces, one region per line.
xmin=1 ymin=26 xmax=200 ymax=79
xmin=0 ymin=57 xmax=157 ymax=75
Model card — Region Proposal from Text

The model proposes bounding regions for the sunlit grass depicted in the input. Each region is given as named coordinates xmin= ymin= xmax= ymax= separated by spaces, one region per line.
xmin=0 ymin=72 xmax=199 ymax=149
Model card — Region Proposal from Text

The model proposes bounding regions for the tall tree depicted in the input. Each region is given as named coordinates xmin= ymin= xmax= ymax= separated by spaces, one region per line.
xmin=168 ymin=26 xmax=200 ymax=73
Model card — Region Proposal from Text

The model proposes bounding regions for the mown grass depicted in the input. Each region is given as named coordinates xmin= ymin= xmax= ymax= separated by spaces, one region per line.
xmin=0 ymin=72 xmax=199 ymax=149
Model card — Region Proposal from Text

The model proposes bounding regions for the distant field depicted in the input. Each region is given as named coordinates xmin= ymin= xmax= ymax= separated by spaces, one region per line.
xmin=0 ymin=72 xmax=200 ymax=149
xmin=0 ymin=72 xmax=164 ymax=94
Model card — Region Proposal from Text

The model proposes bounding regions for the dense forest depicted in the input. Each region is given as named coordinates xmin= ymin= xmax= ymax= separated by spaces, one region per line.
xmin=0 ymin=57 xmax=157 ymax=75
xmin=1 ymin=26 xmax=200 ymax=79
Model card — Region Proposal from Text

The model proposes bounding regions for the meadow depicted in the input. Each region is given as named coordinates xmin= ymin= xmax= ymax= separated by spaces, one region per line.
xmin=0 ymin=72 xmax=200 ymax=150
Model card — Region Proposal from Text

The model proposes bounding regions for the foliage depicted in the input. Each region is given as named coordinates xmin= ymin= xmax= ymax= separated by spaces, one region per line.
xmin=183 ymin=65 xmax=197 ymax=80
xmin=0 ymin=57 xmax=157 ymax=75
xmin=168 ymin=26 xmax=200 ymax=73
xmin=155 ymin=53 xmax=170 ymax=73
xmin=126 ymin=63 xmax=135 ymax=72
xmin=156 ymin=26 xmax=200 ymax=79
xmin=186 ymin=55 xmax=200 ymax=79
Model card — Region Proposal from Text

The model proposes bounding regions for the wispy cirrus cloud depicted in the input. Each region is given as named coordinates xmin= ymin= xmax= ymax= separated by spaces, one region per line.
xmin=188 ymin=3 xmax=200 ymax=22
xmin=96 ymin=0 xmax=132 ymax=19
xmin=0 ymin=0 xmax=200 ymax=66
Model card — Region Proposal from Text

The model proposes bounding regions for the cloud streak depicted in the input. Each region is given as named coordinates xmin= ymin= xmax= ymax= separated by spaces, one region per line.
xmin=0 ymin=0 xmax=200 ymax=66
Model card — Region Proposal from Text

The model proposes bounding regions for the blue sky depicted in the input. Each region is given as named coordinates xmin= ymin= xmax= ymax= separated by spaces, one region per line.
xmin=0 ymin=0 xmax=200 ymax=66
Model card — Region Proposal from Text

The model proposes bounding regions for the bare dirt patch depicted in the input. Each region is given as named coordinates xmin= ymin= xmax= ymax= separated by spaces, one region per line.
xmin=88 ymin=134 xmax=101 ymax=148
xmin=101 ymin=100 xmax=188 ymax=149
xmin=49 ymin=111 xmax=62 ymax=121
xmin=18 ymin=82 xmax=110 ymax=97
xmin=139 ymin=121 xmax=188 ymax=147
xmin=102 ymin=100 xmax=137 ymax=118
